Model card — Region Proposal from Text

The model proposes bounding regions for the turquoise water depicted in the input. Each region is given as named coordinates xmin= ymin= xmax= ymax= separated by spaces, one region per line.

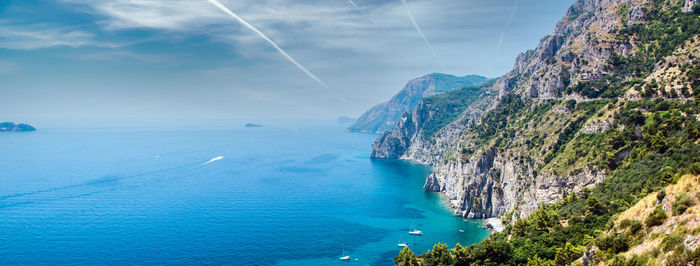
xmin=0 ymin=123 xmax=488 ymax=265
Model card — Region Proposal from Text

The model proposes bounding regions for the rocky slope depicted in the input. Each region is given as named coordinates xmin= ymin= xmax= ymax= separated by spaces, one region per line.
xmin=348 ymin=73 xmax=487 ymax=133
xmin=373 ymin=0 xmax=699 ymax=220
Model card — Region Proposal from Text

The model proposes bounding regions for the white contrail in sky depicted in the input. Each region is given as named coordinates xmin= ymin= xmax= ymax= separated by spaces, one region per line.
xmin=400 ymin=0 xmax=447 ymax=72
xmin=345 ymin=0 xmax=377 ymax=25
xmin=206 ymin=0 xmax=348 ymax=103
xmin=347 ymin=0 xmax=360 ymax=9
xmin=490 ymin=0 xmax=520 ymax=73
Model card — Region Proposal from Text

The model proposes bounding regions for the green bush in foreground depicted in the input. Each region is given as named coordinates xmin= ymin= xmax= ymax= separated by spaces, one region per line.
xmin=645 ymin=206 xmax=668 ymax=227
xmin=672 ymin=193 xmax=696 ymax=215
xmin=395 ymin=246 xmax=419 ymax=266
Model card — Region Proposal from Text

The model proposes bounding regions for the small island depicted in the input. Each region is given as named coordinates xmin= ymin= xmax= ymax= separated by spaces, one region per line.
xmin=245 ymin=123 xmax=263 ymax=128
xmin=0 ymin=122 xmax=36 ymax=132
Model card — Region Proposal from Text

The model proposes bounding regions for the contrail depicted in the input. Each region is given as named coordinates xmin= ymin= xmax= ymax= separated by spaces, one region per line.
xmin=199 ymin=156 xmax=224 ymax=167
xmin=400 ymin=0 xmax=447 ymax=72
xmin=206 ymin=0 xmax=348 ymax=103
xmin=347 ymin=0 xmax=360 ymax=9
xmin=490 ymin=0 xmax=520 ymax=73
xmin=345 ymin=0 xmax=377 ymax=25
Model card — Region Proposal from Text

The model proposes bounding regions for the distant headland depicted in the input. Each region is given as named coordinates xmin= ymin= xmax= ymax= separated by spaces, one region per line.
xmin=0 ymin=122 xmax=36 ymax=132
xmin=245 ymin=123 xmax=263 ymax=128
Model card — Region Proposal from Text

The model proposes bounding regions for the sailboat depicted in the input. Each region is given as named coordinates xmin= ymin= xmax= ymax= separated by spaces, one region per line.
xmin=408 ymin=229 xmax=423 ymax=235
xmin=408 ymin=220 xmax=423 ymax=235
xmin=339 ymin=245 xmax=350 ymax=261
xmin=397 ymin=235 xmax=409 ymax=247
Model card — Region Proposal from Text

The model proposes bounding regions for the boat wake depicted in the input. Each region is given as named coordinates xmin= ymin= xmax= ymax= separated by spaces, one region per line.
xmin=197 ymin=156 xmax=224 ymax=167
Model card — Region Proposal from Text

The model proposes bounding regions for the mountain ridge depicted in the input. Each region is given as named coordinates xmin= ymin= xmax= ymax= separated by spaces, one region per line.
xmin=348 ymin=73 xmax=487 ymax=134
xmin=388 ymin=0 xmax=700 ymax=264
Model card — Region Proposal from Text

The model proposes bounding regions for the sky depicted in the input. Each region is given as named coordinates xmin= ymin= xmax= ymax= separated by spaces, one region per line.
xmin=0 ymin=0 xmax=575 ymax=125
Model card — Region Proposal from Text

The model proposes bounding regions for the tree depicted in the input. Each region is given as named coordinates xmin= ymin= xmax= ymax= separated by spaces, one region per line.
xmin=452 ymin=243 xmax=470 ymax=266
xmin=554 ymin=242 xmax=582 ymax=265
xmin=395 ymin=246 xmax=419 ymax=266
xmin=528 ymin=254 xmax=554 ymax=266
xmin=512 ymin=218 xmax=529 ymax=237
xmin=587 ymin=196 xmax=605 ymax=215
xmin=425 ymin=243 xmax=452 ymax=266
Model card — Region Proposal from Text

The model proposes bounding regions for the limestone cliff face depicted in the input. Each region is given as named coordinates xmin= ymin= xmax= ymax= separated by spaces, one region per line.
xmin=371 ymin=0 xmax=693 ymax=219
xmin=349 ymin=74 xmax=486 ymax=134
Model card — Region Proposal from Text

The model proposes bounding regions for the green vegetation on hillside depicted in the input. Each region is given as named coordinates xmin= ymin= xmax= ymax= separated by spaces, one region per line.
xmin=395 ymin=1 xmax=700 ymax=264
xmin=396 ymin=98 xmax=700 ymax=265
xmin=419 ymin=80 xmax=495 ymax=138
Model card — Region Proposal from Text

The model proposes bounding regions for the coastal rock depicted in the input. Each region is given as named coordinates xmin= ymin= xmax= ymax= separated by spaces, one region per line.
xmin=484 ymin=218 xmax=505 ymax=233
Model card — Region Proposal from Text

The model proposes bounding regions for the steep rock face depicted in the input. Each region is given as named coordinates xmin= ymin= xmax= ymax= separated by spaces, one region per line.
xmin=371 ymin=0 xmax=691 ymax=219
xmin=683 ymin=0 xmax=699 ymax=12
xmin=349 ymin=74 xmax=486 ymax=133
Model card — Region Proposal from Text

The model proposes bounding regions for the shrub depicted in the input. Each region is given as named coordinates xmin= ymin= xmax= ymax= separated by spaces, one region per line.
xmin=629 ymin=220 xmax=643 ymax=235
xmin=672 ymin=193 xmax=696 ymax=215
xmin=619 ymin=219 xmax=633 ymax=228
xmin=596 ymin=233 xmax=630 ymax=254
xmin=689 ymin=162 xmax=700 ymax=175
xmin=657 ymin=189 xmax=666 ymax=202
xmin=645 ymin=206 xmax=668 ymax=227
xmin=554 ymin=242 xmax=582 ymax=265
xmin=661 ymin=233 xmax=684 ymax=252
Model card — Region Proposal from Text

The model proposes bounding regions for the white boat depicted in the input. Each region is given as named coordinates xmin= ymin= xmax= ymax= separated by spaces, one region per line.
xmin=458 ymin=229 xmax=465 ymax=233
xmin=408 ymin=219 xmax=423 ymax=236
xmin=408 ymin=230 xmax=423 ymax=235
xmin=339 ymin=245 xmax=350 ymax=261
xmin=398 ymin=243 xmax=409 ymax=247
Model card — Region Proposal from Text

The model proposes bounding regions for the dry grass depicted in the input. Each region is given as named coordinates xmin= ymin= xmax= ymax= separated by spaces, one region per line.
xmin=614 ymin=175 xmax=700 ymax=260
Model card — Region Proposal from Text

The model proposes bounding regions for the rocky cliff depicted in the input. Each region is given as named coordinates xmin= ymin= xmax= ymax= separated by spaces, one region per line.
xmin=348 ymin=73 xmax=487 ymax=133
xmin=372 ymin=0 xmax=699 ymax=220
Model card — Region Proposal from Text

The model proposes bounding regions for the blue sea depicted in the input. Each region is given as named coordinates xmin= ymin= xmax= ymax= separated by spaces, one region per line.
xmin=0 ymin=122 xmax=488 ymax=265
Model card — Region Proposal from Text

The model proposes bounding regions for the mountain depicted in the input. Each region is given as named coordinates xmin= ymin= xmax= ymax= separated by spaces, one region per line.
xmin=0 ymin=122 xmax=36 ymax=132
xmin=348 ymin=73 xmax=488 ymax=133
xmin=385 ymin=0 xmax=700 ymax=264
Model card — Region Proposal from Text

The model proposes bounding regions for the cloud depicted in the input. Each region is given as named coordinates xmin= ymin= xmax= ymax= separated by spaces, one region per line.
xmin=0 ymin=24 xmax=107 ymax=50
xmin=59 ymin=50 xmax=176 ymax=64
xmin=62 ymin=0 xmax=225 ymax=31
